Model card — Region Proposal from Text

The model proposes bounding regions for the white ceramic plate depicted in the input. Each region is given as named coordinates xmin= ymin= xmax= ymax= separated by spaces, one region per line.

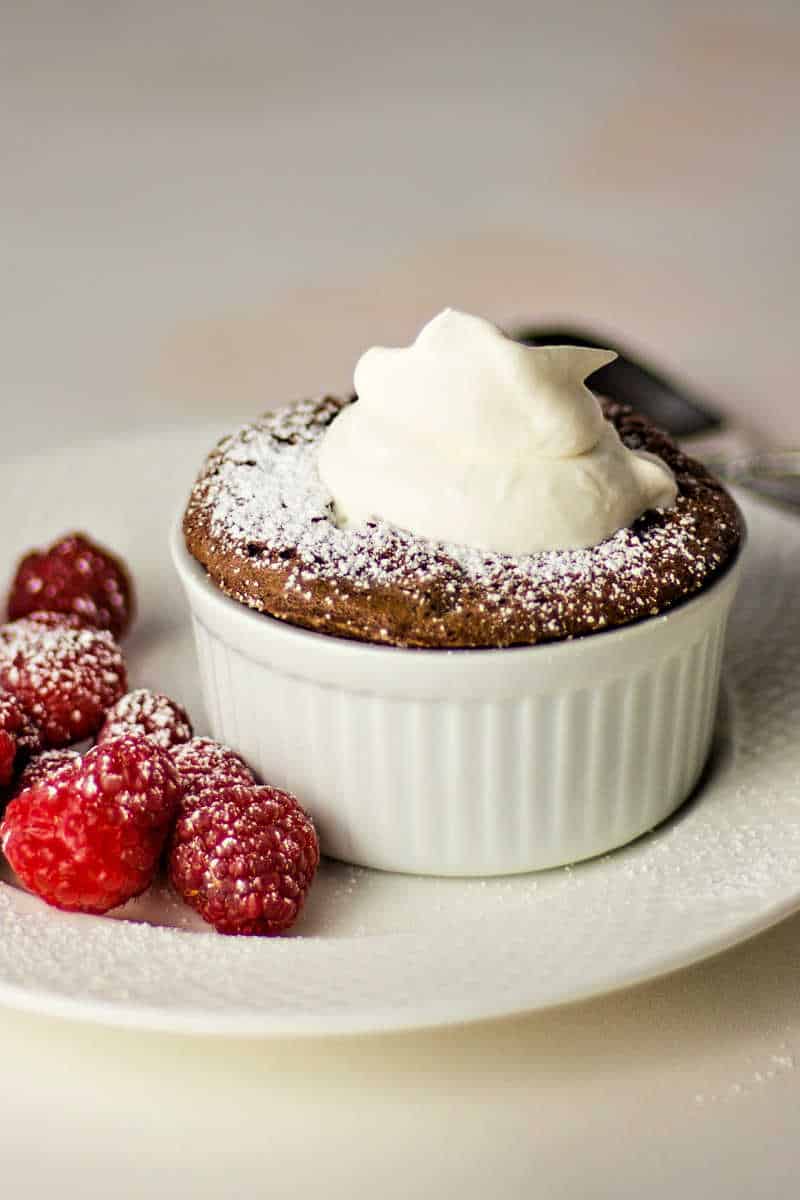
xmin=0 ymin=427 xmax=798 ymax=1036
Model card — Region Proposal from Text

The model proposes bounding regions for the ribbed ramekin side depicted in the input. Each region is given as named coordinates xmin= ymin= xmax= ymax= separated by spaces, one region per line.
xmin=188 ymin=598 xmax=733 ymax=875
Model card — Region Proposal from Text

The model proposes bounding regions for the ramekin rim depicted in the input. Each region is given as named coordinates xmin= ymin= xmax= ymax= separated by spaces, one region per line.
xmin=170 ymin=508 xmax=745 ymax=663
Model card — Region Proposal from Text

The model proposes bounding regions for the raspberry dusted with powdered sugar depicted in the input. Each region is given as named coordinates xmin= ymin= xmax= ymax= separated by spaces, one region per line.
xmin=97 ymin=689 xmax=193 ymax=751
xmin=0 ymin=613 xmax=127 ymax=748
xmin=169 ymin=783 xmax=319 ymax=935
xmin=7 ymin=532 xmax=134 ymax=638
xmin=172 ymin=736 xmax=255 ymax=811
xmin=16 ymin=747 xmax=82 ymax=793
xmin=1 ymin=734 xmax=181 ymax=914
xmin=0 ymin=691 xmax=43 ymax=787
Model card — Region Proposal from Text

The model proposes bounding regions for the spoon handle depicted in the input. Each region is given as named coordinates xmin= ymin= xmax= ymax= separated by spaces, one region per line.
xmin=512 ymin=324 xmax=722 ymax=439
xmin=715 ymin=451 xmax=800 ymax=511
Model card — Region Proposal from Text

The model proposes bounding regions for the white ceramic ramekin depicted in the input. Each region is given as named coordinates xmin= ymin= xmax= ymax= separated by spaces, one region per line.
xmin=171 ymin=517 xmax=743 ymax=877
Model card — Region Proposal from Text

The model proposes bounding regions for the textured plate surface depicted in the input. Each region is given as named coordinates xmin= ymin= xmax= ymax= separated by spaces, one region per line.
xmin=0 ymin=428 xmax=798 ymax=1036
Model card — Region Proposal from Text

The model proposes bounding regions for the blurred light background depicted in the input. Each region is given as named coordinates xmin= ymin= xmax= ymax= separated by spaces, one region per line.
xmin=2 ymin=0 xmax=798 ymax=450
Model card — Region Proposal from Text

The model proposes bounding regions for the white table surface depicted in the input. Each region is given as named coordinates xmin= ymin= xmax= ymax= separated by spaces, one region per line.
xmin=2 ymin=3 xmax=800 ymax=1195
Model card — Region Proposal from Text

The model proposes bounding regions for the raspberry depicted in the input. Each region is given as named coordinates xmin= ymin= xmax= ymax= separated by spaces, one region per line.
xmin=0 ymin=609 xmax=84 ymax=642
xmin=1 ymin=734 xmax=181 ymax=914
xmin=98 ymin=689 xmax=193 ymax=751
xmin=16 ymin=748 xmax=82 ymax=792
xmin=0 ymin=613 xmax=127 ymax=747
xmin=172 ymin=737 xmax=255 ymax=811
xmin=7 ymin=532 xmax=134 ymax=638
xmin=169 ymin=783 xmax=319 ymax=935
xmin=0 ymin=691 xmax=43 ymax=786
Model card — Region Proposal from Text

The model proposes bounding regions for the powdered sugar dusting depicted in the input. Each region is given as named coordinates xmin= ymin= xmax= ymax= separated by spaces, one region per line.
xmin=17 ymin=748 xmax=82 ymax=792
xmin=172 ymin=737 xmax=255 ymax=812
xmin=0 ymin=613 xmax=127 ymax=746
xmin=98 ymin=689 xmax=193 ymax=751
xmin=183 ymin=397 xmax=742 ymax=647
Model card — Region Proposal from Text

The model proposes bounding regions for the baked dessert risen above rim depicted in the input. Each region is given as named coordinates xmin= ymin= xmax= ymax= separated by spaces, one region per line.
xmin=182 ymin=393 xmax=743 ymax=649
xmin=176 ymin=310 xmax=746 ymax=876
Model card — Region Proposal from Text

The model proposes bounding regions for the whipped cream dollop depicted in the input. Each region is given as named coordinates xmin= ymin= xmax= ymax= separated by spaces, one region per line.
xmin=316 ymin=309 xmax=677 ymax=555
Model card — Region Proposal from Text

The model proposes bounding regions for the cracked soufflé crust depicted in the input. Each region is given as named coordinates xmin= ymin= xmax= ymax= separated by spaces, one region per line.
xmin=182 ymin=396 xmax=743 ymax=649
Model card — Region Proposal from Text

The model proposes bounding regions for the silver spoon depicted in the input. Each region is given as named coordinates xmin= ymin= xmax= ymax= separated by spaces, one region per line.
xmin=513 ymin=325 xmax=799 ymax=510
xmin=709 ymin=451 xmax=800 ymax=512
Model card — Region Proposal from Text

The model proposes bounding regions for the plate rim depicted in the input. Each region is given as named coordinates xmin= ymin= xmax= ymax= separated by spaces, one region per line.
xmin=0 ymin=426 xmax=797 ymax=1038
xmin=1 ymin=889 xmax=799 ymax=1037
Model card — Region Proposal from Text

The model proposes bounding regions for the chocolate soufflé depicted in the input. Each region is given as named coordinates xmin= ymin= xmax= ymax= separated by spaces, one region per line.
xmin=182 ymin=396 xmax=743 ymax=649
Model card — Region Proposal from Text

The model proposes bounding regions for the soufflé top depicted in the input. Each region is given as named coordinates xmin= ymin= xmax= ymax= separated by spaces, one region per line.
xmin=183 ymin=311 xmax=743 ymax=649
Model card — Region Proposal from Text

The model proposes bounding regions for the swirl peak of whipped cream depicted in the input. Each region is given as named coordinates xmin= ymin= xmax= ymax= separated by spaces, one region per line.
xmin=316 ymin=309 xmax=677 ymax=555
